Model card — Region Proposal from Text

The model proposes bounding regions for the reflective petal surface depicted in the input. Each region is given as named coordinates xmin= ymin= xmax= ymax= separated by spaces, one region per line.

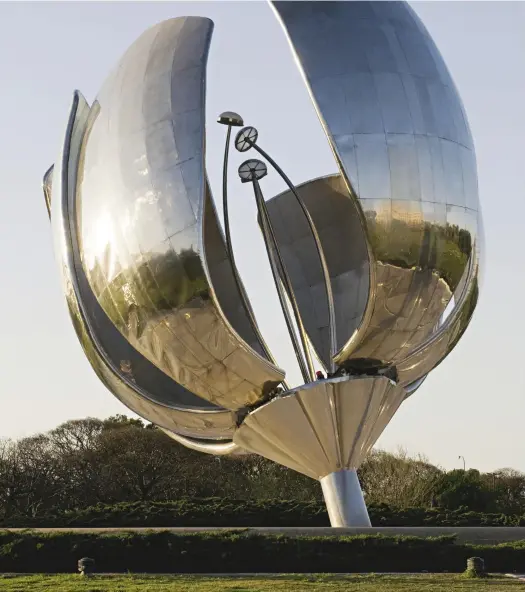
xmin=51 ymin=91 xmax=238 ymax=442
xmin=271 ymin=1 xmax=481 ymax=382
xmin=264 ymin=174 xmax=369 ymax=369
xmin=75 ymin=18 xmax=284 ymax=410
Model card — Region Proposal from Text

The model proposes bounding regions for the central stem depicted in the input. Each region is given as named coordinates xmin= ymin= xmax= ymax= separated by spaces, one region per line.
xmin=320 ymin=469 xmax=371 ymax=527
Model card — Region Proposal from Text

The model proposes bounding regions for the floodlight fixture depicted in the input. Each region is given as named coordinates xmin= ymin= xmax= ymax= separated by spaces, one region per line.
xmin=217 ymin=111 xmax=244 ymax=127
xmin=238 ymin=159 xmax=268 ymax=183
xmin=235 ymin=126 xmax=258 ymax=152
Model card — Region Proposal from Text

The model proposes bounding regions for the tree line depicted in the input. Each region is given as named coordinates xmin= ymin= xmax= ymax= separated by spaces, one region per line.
xmin=1 ymin=415 xmax=523 ymax=521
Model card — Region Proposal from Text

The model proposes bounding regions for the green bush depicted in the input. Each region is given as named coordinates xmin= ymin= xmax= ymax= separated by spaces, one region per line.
xmin=1 ymin=531 xmax=525 ymax=574
xmin=0 ymin=499 xmax=327 ymax=528
xmin=2 ymin=500 xmax=525 ymax=528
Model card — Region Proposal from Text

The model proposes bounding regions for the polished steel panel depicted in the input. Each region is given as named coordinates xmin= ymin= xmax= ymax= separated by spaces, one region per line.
xmin=344 ymin=73 xmax=384 ymax=134
xmin=265 ymin=174 xmax=369 ymax=368
xmin=50 ymin=91 xmax=238 ymax=443
xmin=233 ymin=376 xmax=406 ymax=479
xmin=271 ymin=1 xmax=481 ymax=383
xmin=353 ymin=133 xmax=391 ymax=199
xmin=387 ymin=133 xmax=420 ymax=201
xmin=75 ymin=18 xmax=284 ymax=410
xmin=374 ymin=72 xmax=413 ymax=134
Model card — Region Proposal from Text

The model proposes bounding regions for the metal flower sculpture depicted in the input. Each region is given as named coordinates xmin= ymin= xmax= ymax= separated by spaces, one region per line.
xmin=44 ymin=1 xmax=481 ymax=526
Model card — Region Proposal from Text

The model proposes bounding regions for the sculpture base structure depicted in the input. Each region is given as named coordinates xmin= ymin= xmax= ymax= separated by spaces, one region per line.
xmin=234 ymin=375 xmax=406 ymax=527
xmin=320 ymin=469 xmax=371 ymax=527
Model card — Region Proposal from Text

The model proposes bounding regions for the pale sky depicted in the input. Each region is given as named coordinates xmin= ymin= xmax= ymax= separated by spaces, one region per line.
xmin=0 ymin=1 xmax=523 ymax=473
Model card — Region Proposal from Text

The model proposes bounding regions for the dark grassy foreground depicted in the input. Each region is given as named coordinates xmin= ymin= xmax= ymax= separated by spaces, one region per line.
xmin=0 ymin=574 xmax=523 ymax=591
xmin=3 ymin=531 xmax=525 ymax=574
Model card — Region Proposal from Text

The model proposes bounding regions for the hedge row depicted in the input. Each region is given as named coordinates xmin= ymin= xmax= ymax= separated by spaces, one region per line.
xmin=2 ymin=500 xmax=525 ymax=528
xmin=1 ymin=531 xmax=525 ymax=573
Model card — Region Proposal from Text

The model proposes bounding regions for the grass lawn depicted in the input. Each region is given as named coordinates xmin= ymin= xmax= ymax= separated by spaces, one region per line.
xmin=0 ymin=574 xmax=523 ymax=591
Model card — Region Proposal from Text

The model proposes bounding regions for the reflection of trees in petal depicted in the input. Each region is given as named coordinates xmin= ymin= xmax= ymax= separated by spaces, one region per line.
xmin=365 ymin=214 xmax=473 ymax=291
xmin=93 ymin=248 xmax=210 ymax=328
